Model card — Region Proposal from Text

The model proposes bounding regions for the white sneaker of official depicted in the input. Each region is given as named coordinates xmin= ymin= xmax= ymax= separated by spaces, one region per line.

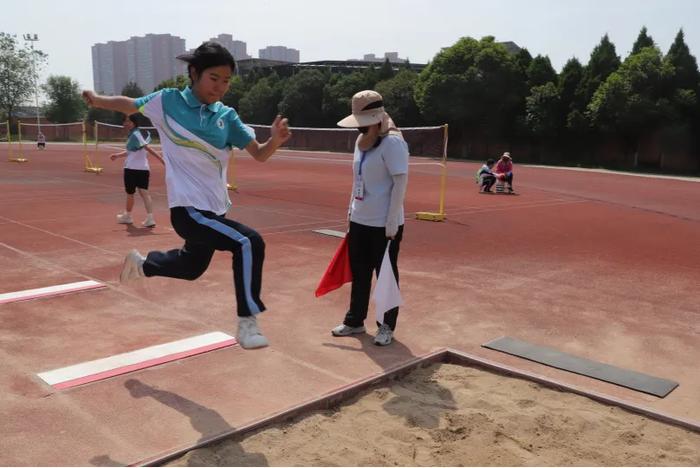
xmin=374 ymin=323 xmax=394 ymax=346
xmin=331 ymin=324 xmax=366 ymax=336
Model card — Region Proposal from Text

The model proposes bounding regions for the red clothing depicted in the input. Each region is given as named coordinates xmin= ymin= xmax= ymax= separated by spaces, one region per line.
xmin=495 ymin=159 xmax=512 ymax=175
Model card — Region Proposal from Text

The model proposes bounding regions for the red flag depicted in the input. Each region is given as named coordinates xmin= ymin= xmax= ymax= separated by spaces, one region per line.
xmin=315 ymin=236 xmax=352 ymax=297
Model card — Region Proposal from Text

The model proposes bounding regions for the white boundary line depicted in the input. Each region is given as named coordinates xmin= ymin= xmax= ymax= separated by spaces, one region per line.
xmin=520 ymin=164 xmax=700 ymax=183
xmin=37 ymin=331 xmax=237 ymax=389
xmin=0 ymin=280 xmax=105 ymax=305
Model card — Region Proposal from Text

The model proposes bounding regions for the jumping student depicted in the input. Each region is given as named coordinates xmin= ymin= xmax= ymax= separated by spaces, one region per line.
xmin=83 ymin=42 xmax=291 ymax=349
xmin=110 ymin=114 xmax=164 ymax=227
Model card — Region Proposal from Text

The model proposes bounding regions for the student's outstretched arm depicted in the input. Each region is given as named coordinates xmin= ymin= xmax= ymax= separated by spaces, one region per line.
xmin=83 ymin=90 xmax=136 ymax=116
xmin=145 ymin=145 xmax=165 ymax=165
xmin=110 ymin=150 xmax=127 ymax=161
xmin=245 ymin=115 xmax=292 ymax=162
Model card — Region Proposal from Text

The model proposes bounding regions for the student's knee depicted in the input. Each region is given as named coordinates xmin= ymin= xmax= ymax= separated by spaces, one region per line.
xmin=183 ymin=263 xmax=208 ymax=280
xmin=249 ymin=233 xmax=265 ymax=253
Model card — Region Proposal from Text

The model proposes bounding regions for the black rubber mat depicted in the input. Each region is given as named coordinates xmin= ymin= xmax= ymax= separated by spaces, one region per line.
xmin=482 ymin=336 xmax=678 ymax=398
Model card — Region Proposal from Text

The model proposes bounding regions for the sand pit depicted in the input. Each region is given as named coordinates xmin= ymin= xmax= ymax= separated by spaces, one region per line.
xmin=168 ymin=363 xmax=700 ymax=466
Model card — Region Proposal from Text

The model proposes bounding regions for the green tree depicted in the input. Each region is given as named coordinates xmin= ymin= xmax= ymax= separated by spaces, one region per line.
xmin=577 ymin=34 xmax=621 ymax=107
xmin=527 ymin=55 xmax=557 ymax=88
xmin=558 ymin=57 xmax=589 ymax=133
xmin=559 ymin=57 xmax=585 ymax=112
xmin=665 ymin=29 xmax=699 ymax=92
xmin=375 ymin=70 xmax=423 ymax=126
xmin=631 ymin=26 xmax=655 ymax=55
xmin=566 ymin=108 xmax=590 ymax=135
xmin=42 ymin=75 xmax=85 ymax=123
xmin=322 ymin=71 xmax=375 ymax=125
xmin=663 ymin=30 xmax=699 ymax=163
xmin=278 ymin=69 xmax=328 ymax=126
xmin=222 ymin=75 xmax=247 ymax=110
xmin=363 ymin=64 xmax=380 ymax=88
xmin=514 ymin=48 xmax=533 ymax=75
xmin=238 ymin=73 xmax=283 ymax=124
xmin=526 ymin=82 xmax=561 ymax=137
xmin=588 ymin=46 xmax=674 ymax=163
xmin=378 ymin=58 xmax=395 ymax=80
xmin=0 ymin=33 xmax=47 ymax=124
xmin=121 ymin=81 xmax=144 ymax=98
xmin=414 ymin=36 xmax=524 ymax=141
xmin=154 ymin=75 xmax=189 ymax=92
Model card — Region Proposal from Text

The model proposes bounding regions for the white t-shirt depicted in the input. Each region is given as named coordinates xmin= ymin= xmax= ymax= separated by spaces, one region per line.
xmin=350 ymin=134 xmax=409 ymax=227
xmin=124 ymin=129 xmax=150 ymax=171
xmin=134 ymin=88 xmax=254 ymax=215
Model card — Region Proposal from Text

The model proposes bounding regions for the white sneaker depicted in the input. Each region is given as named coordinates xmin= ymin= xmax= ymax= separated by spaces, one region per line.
xmin=374 ymin=324 xmax=393 ymax=346
xmin=142 ymin=215 xmax=156 ymax=228
xmin=120 ymin=249 xmax=146 ymax=283
xmin=117 ymin=213 xmax=133 ymax=224
xmin=331 ymin=324 xmax=366 ymax=337
xmin=237 ymin=316 xmax=269 ymax=349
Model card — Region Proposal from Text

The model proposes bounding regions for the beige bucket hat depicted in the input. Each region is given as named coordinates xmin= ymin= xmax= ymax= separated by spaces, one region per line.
xmin=337 ymin=90 xmax=387 ymax=128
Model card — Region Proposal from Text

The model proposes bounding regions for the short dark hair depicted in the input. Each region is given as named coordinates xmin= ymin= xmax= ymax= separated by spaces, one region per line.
xmin=486 ymin=158 xmax=495 ymax=166
xmin=176 ymin=41 xmax=236 ymax=83
xmin=127 ymin=114 xmax=140 ymax=127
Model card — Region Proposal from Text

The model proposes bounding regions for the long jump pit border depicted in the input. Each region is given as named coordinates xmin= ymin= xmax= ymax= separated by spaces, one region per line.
xmin=135 ymin=347 xmax=700 ymax=466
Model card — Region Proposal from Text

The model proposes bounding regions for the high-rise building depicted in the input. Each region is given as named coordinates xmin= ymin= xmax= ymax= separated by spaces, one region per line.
xmin=92 ymin=34 xmax=186 ymax=95
xmin=258 ymin=46 xmax=300 ymax=63
xmin=208 ymin=34 xmax=250 ymax=60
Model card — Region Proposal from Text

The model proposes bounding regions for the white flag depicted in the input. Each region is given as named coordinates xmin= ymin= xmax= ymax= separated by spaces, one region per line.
xmin=374 ymin=241 xmax=402 ymax=324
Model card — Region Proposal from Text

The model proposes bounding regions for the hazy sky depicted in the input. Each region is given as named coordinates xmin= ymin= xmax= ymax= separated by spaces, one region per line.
xmin=3 ymin=0 xmax=699 ymax=98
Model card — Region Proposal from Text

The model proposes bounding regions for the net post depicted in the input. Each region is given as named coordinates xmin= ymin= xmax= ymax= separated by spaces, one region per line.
xmin=83 ymin=121 xmax=89 ymax=169
xmin=5 ymin=120 xmax=13 ymax=161
xmin=84 ymin=121 xmax=103 ymax=174
xmin=11 ymin=122 xmax=28 ymax=163
xmin=437 ymin=123 xmax=449 ymax=214
xmin=415 ymin=123 xmax=448 ymax=222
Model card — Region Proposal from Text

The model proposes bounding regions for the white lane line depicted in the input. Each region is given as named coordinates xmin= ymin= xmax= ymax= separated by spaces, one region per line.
xmin=37 ymin=331 xmax=237 ymax=389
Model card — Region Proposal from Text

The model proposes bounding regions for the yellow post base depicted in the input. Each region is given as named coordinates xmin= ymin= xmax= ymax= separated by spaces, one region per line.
xmin=85 ymin=166 xmax=103 ymax=174
xmin=415 ymin=212 xmax=446 ymax=222
xmin=9 ymin=158 xmax=28 ymax=163
xmin=227 ymin=183 xmax=237 ymax=191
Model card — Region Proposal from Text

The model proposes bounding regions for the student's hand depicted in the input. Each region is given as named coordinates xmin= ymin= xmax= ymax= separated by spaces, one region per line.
xmin=110 ymin=154 xmax=118 ymax=161
xmin=82 ymin=90 xmax=97 ymax=107
xmin=270 ymin=114 xmax=292 ymax=146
